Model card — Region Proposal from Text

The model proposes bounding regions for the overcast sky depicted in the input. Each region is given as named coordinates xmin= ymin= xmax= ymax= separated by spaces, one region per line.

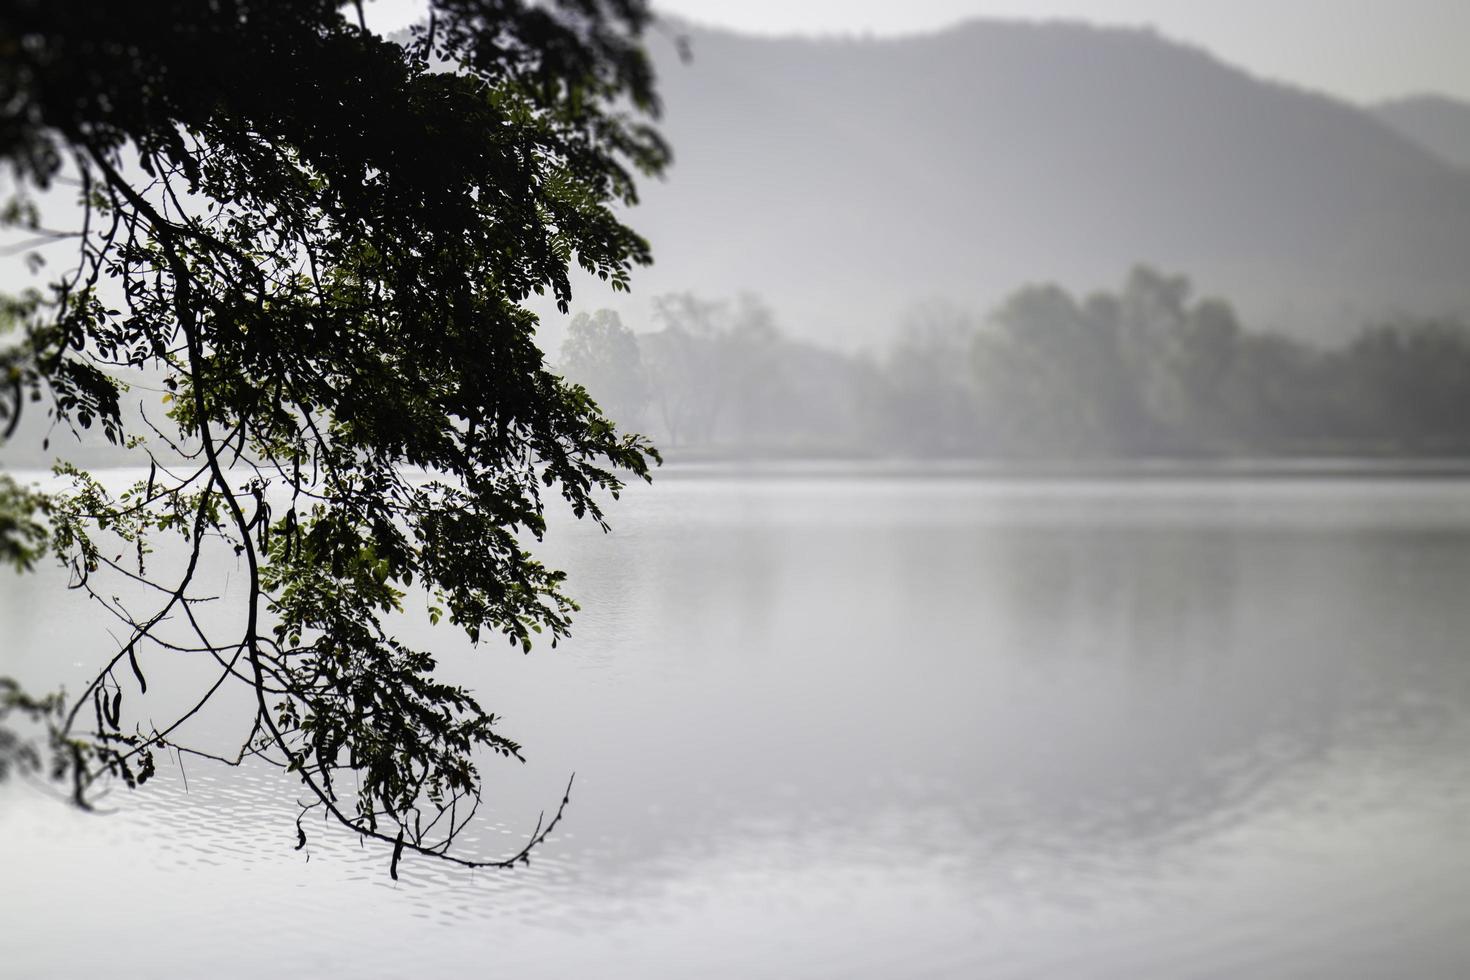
xmin=368 ymin=0 xmax=1470 ymax=104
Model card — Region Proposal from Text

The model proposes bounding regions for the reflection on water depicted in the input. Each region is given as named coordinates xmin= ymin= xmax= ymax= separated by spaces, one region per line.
xmin=3 ymin=469 xmax=1470 ymax=977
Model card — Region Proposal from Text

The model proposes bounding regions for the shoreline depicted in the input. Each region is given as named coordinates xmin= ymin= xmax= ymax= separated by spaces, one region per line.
xmin=650 ymin=453 xmax=1470 ymax=481
xmin=10 ymin=454 xmax=1470 ymax=485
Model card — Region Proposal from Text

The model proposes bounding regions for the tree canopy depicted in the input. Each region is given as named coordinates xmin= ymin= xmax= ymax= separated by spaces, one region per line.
xmin=0 ymin=0 xmax=667 ymax=876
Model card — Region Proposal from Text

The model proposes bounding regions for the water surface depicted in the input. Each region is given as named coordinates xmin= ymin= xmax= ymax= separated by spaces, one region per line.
xmin=2 ymin=468 xmax=1468 ymax=977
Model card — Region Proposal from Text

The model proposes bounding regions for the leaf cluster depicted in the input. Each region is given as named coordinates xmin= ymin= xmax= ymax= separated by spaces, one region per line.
xmin=0 ymin=0 xmax=667 ymax=873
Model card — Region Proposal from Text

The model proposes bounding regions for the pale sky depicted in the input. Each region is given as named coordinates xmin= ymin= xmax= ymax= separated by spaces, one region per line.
xmin=366 ymin=0 xmax=1470 ymax=104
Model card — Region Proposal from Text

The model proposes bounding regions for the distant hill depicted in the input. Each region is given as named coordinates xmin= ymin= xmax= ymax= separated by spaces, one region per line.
xmin=591 ymin=21 xmax=1470 ymax=347
xmin=1373 ymin=95 xmax=1470 ymax=171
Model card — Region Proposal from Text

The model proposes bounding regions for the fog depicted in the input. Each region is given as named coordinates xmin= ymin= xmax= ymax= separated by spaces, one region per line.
xmin=4 ymin=6 xmax=1470 ymax=979
xmin=6 ymin=470 xmax=1470 ymax=977
xmin=520 ymin=19 xmax=1470 ymax=463
xmin=556 ymin=20 xmax=1470 ymax=355
xmin=557 ymin=273 xmax=1470 ymax=461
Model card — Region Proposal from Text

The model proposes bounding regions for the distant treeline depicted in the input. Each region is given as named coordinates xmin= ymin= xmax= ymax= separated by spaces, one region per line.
xmin=571 ymin=266 xmax=1470 ymax=458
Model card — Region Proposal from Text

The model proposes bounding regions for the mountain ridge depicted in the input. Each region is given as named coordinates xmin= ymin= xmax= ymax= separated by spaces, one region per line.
xmin=1373 ymin=94 xmax=1470 ymax=172
xmin=579 ymin=19 xmax=1470 ymax=347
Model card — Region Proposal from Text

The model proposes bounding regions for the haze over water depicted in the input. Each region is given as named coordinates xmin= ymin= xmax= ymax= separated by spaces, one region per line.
xmin=3 ymin=466 xmax=1469 ymax=977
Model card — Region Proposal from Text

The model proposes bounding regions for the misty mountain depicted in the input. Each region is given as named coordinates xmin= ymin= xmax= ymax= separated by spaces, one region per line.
xmin=1374 ymin=95 xmax=1470 ymax=172
xmin=604 ymin=20 xmax=1470 ymax=347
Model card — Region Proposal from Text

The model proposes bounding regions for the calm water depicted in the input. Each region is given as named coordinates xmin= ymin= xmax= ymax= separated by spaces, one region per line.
xmin=2 ymin=467 xmax=1470 ymax=978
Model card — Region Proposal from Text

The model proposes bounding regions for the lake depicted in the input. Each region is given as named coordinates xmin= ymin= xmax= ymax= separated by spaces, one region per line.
xmin=3 ymin=466 xmax=1469 ymax=977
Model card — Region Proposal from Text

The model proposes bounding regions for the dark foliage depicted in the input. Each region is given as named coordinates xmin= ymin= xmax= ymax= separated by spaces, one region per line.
xmin=0 ymin=0 xmax=666 ymax=874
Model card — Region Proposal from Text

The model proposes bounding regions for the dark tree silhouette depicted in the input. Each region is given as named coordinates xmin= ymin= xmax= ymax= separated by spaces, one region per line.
xmin=0 ymin=0 xmax=668 ymax=877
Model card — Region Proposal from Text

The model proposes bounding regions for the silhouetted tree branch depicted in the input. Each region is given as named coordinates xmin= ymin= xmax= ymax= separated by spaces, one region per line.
xmin=0 ymin=0 xmax=667 ymax=875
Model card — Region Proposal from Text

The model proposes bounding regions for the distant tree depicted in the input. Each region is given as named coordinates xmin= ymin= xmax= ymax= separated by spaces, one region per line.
xmin=559 ymin=309 xmax=651 ymax=430
xmin=973 ymin=285 xmax=1129 ymax=453
xmin=1330 ymin=318 xmax=1470 ymax=451
xmin=1113 ymin=267 xmax=1243 ymax=448
xmin=638 ymin=292 xmax=782 ymax=447
xmin=879 ymin=300 xmax=980 ymax=455
xmin=1216 ymin=331 xmax=1323 ymax=450
xmin=971 ymin=268 xmax=1248 ymax=455
xmin=0 ymin=0 xmax=667 ymax=876
xmin=639 ymin=294 xmax=720 ymax=446
xmin=711 ymin=293 xmax=786 ymax=443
